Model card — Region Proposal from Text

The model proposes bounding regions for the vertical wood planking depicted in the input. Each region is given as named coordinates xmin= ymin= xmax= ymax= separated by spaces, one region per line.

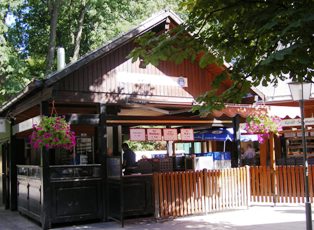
xmin=287 ymin=166 xmax=292 ymax=202
xmin=309 ymin=165 xmax=313 ymax=202
xmin=300 ymin=166 xmax=305 ymax=203
xmin=266 ymin=167 xmax=271 ymax=202
xmin=189 ymin=171 xmax=194 ymax=214
xmin=283 ymin=166 xmax=288 ymax=203
xmin=240 ymin=168 xmax=245 ymax=205
xmin=153 ymin=173 xmax=160 ymax=218
xmin=295 ymin=166 xmax=301 ymax=203
xmin=186 ymin=172 xmax=191 ymax=215
xmin=162 ymin=173 xmax=169 ymax=217
xmin=171 ymin=172 xmax=175 ymax=216
xmin=174 ymin=172 xmax=179 ymax=217
xmin=182 ymin=172 xmax=187 ymax=216
xmin=178 ymin=172 xmax=184 ymax=216
xmin=158 ymin=173 xmax=164 ymax=217
xmin=204 ymin=170 xmax=209 ymax=213
xmin=200 ymin=171 xmax=205 ymax=213
xmin=291 ymin=166 xmax=297 ymax=203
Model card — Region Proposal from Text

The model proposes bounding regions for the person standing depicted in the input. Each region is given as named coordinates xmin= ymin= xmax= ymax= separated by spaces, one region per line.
xmin=121 ymin=143 xmax=137 ymax=174
xmin=243 ymin=144 xmax=256 ymax=165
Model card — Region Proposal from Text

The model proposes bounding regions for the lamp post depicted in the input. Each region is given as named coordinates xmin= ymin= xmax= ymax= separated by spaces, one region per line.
xmin=288 ymin=82 xmax=313 ymax=230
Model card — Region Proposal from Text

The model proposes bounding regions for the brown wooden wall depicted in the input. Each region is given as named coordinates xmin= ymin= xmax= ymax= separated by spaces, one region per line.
xmin=55 ymin=41 xmax=229 ymax=104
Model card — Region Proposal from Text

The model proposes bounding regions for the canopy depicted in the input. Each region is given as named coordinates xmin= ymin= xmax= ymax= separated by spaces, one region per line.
xmin=194 ymin=128 xmax=234 ymax=141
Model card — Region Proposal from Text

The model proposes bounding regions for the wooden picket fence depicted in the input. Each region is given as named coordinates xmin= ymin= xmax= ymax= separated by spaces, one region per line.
xmin=153 ymin=167 xmax=250 ymax=218
xmin=250 ymin=165 xmax=314 ymax=204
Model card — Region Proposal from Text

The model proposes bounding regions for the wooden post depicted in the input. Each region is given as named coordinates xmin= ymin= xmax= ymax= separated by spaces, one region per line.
xmin=233 ymin=115 xmax=241 ymax=167
xmin=269 ymin=132 xmax=277 ymax=205
xmin=9 ymin=118 xmax=17 ymax=210
xmin=259 ymin=140 xmax=267 ymax=167
xmin=98 ymin=103 xmax=107 ymax=220
xmin=40 ymin=101 xmax=51 ymax=229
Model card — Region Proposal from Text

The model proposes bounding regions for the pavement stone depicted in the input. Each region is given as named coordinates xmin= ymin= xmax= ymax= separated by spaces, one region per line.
xmin=0 ymin=204 xmax=312 ymax=230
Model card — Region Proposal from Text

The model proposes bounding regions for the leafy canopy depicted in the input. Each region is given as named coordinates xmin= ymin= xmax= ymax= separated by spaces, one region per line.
xmin=1 ymin=0 xmax=181 ymax=104
xmin=131 ymin=0 xmax=314 ymax=115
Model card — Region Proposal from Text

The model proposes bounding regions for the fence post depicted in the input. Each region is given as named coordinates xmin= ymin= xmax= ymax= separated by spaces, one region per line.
xmin=203 ymin=169 xmax=208 ymax=214
xmin=269 ymin=132 xmax=278 ymax=206
xmin=246 ymin=165 xmax=251 ymax=208
xmin=153 ymin=173 xmax=160 ymax=219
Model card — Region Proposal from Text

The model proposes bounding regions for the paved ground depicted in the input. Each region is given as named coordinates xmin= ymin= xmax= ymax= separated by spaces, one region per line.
xmin=0 ymin=204 xmax=312 ymax=230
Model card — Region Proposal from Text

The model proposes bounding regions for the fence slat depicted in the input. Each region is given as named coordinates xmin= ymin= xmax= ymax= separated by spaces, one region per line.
xmin=300 ymin=166 xmax=304 ymax=203
xmin=182 ymin=172 xmax=187 ymax=216
xmin=158 ymin=173 xmax=164 ymax=217
xmin=309 ymin=165 xmax=313 ymax=202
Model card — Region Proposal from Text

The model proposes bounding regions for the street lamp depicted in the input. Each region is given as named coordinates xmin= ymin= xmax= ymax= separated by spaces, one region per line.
xmin=288 ymin=82 xmax=313 ymax=230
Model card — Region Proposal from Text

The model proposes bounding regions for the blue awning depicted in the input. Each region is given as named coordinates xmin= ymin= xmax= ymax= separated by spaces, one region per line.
xmin=194 ymin=128 xmax=234 ymax=141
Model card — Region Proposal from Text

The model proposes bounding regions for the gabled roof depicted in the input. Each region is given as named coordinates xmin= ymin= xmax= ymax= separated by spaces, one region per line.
xmin=45 ymin=10 xmax=182 ymax=87
xmin=0 ymin=10 xmax=182 ymax=114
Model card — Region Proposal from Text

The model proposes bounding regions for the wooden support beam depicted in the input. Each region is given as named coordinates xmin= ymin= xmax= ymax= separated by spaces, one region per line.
xmin=40 ymin=101 xmax=52 ymax=229
xmin=9 ymin=118 xmax=17 ymax=211
xmin=269 ymin=133 xmax=278 ymax=205
xmin=10 ymin=88 xmax=52 ymax=117
xmin=233 ymin=115 xmax=241 ymax=167
xmin=12 ymin=115 xmax=41 ymax=135
xmin=97 ymin=103 xmax=107 ymax=221
xmin=259 ymin=141 xmax=267 ymax=167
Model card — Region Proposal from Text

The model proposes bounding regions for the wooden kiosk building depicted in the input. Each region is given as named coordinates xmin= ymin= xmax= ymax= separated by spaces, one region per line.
xmin=0 ymin=11 xmax=258 ymax=228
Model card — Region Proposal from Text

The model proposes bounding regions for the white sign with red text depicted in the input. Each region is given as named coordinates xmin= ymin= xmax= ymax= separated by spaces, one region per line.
xmin=147 ymin=128 xmax=162 ymax=141
xmin=163 ymin=128 xmax=178 ymax=141
xmin=130 ymin=128 xmax=146 ymax=141
xmin=180 ymin=128 xmax=194 ymax=141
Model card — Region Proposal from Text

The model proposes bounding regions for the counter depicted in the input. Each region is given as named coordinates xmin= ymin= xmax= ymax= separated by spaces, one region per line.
xmin=17 ymin=164 xmax=103 ymax=227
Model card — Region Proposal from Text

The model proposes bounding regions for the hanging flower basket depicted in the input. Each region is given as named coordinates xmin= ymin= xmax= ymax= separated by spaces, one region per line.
xmin=29 ymin=116 xmax=76 ymax=151
xmin=244 ymin=114 xmax=282 ymax=143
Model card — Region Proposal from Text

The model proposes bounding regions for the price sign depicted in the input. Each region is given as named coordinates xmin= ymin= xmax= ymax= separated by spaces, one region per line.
xmin=130 ymin=128 xmax=146 ymax=141
xmin=163 ymin=128 xmax=178 ymax=141
xmin=147 ymin=128 xmax=162 ymax=141
xmin=180 ymin=128 xmax=194 ymax=141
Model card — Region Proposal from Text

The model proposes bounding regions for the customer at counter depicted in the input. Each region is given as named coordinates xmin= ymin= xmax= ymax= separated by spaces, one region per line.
xmin=122 ymin=143 xmax=137 ymax=175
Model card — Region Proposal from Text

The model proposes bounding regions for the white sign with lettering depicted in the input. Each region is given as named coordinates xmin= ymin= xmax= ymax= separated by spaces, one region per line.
xmin=280 ymin=118 xmax=314 ymax=127
xmin=147 ymin=128 xmax=162 ymax=141
xmin=241 ymin=117 xmax=314 ymax=131
xmin=180 ymin=128 xmax=194 ymax=141
xmin=0 ymin=118 xmax=6 ymax=133
xmin=130 ymin=128 xmax=146 ymax=141
xmin=163 ymin=128 xmax=178 ymax=141
xmin=117 ymin=72 xmax=188 ymax=87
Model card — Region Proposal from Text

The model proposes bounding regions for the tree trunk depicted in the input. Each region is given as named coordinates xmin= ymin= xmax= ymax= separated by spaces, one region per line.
xmin=71 ymin=1 xmax=87 ymax=62
xmin=46 ymin=0 xmax=62 ymax=74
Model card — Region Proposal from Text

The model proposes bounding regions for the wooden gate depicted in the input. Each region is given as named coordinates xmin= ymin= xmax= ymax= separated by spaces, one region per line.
xmin=153 ymin=167 xmax=250 ymax=218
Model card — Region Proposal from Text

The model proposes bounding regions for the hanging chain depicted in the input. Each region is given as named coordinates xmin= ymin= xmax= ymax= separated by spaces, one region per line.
xmin=50 ymin=100 xmax=58 ymax=116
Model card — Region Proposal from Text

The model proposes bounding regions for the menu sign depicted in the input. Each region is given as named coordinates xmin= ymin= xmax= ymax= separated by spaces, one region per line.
xmin=147 ymin=128 xmax=162 ymax=141
xmin=130 ymin=128 xmax=146 ymax=141
xmin=180 ymin=128 xmax=194 ymax=141
xmin=163 ymin=128 xmax=178 ymax=141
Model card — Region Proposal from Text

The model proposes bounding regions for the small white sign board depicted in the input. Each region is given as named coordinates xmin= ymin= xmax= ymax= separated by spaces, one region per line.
xmin=163 ymin=128 xmax=178 ymax=141
xmin=180 ymin=128 xmax=194 ymax=141
xmin=130 ymin=128 xmax=146 ymax=141
xmin=147 ymin=128 xmax=162 ymax=141
xmin=0 ymin=118 xmax=6 ymax=133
